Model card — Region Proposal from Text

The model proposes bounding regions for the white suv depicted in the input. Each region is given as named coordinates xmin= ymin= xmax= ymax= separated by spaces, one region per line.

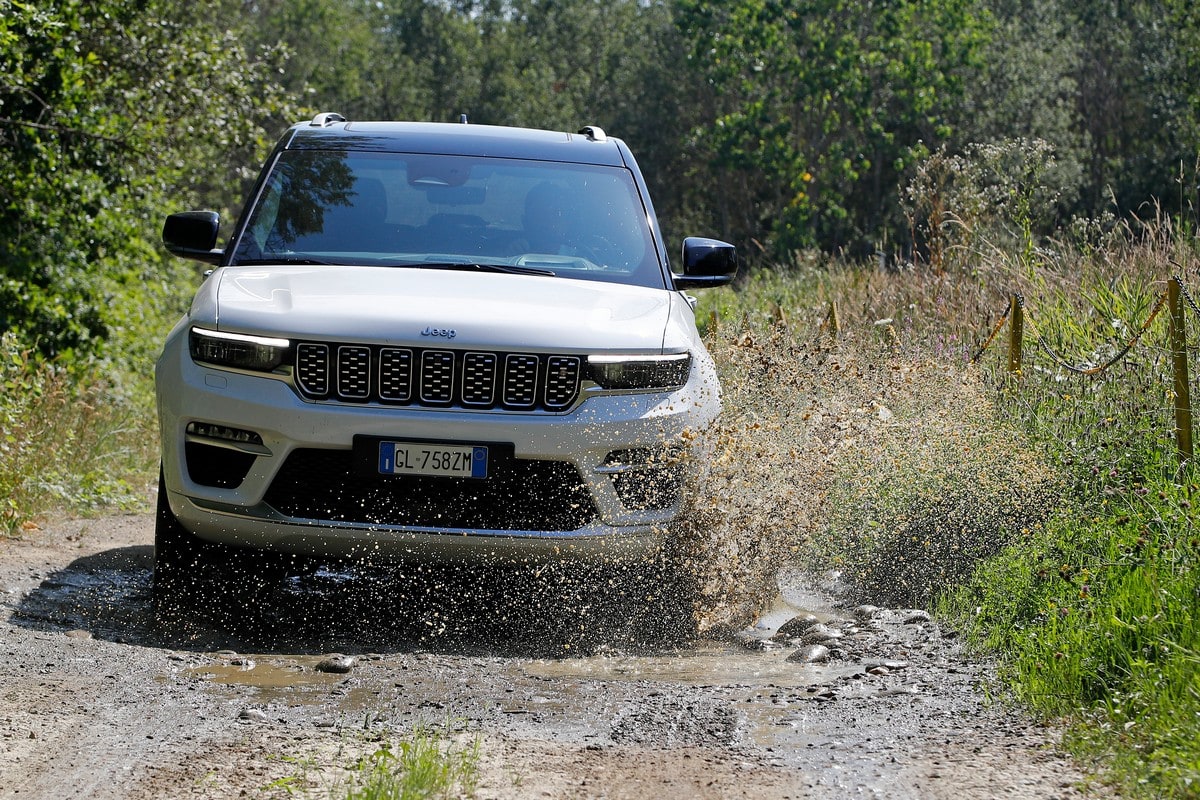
xmin=155 ymin=114 xmax=737 ymax=602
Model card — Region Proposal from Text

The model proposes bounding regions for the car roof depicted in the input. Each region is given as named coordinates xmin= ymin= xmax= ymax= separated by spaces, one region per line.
xmin=282 ymin=117 xmax=628 ymax=167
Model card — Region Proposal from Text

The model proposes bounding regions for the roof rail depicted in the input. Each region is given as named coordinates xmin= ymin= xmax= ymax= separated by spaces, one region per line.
xmin=578 ymin=125 xmax=607 ymax=143
xmin=310 ymin=112 xmax=347 ymax=128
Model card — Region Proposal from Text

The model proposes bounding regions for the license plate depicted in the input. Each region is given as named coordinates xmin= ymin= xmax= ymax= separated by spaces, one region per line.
xmin=377 ymin=441 xmax=488 ymax=478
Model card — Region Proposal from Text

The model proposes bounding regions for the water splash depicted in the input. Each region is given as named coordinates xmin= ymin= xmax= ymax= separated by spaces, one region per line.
xmin=669 ymin=316 xmax=1057 ymax=632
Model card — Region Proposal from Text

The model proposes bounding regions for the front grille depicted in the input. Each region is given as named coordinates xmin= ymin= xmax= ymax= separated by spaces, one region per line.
xmin=337 ymin=346 xmax=371 ymax=398
xmin=264 ymin=449 xmax=597 ymax=531
xmin=503 ymin=355 xmax=539 ymax=407
xmin=294 ymin=342 xmax=580 ymax=411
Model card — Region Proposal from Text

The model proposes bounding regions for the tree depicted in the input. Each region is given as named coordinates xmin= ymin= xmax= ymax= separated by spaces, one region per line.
xmin=676 ymin=0 xmax=988 ymax=257
xmin=1067 ymin=0 xmax=1193 ymax=220
xmin=0 ymin=0 xmax=293 ymax=359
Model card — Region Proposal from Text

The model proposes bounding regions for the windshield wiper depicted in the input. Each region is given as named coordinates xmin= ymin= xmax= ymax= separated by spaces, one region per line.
xmin=236 ymin=257 xmax=335 ymax=266
xmin=402 ymin=261 xmax=557 ymax=277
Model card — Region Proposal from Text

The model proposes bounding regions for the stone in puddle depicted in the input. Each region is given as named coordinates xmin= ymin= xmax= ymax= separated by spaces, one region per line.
xmin=853 ymin=605 xmax=881 ymax=620
xmin=786 ymin=644 xmax=830 ymax=664
xmin=743 ymin=637 xmax=787 ymax=652
xmin=800 ymin=624 xmax=844 ymax=645
xmin=315 ymin=654 xmax=355 ymax=674
xmin=875 ymin=608 xmax=932 ymax=625
xmin=776 ymin=614 xmax=820 ymax=639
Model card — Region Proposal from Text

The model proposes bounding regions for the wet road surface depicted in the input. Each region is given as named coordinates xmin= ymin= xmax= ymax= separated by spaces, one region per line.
xmin=0 ymin=514 xmax=1111 ymax=798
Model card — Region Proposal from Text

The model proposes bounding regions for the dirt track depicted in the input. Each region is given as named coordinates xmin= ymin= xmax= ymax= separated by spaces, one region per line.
xmin=0 ymin=513 xmax=1112 ymax=798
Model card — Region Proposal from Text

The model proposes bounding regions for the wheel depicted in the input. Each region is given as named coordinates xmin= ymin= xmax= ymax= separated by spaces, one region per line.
xmin=153 ymin=469 xmax=228 ymax=615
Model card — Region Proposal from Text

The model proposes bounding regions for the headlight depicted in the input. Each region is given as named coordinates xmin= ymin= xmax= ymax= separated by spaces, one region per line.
xmin=587 ymin=353 xmax=691 ymax=390
xmin=189 ymin=327 xmax=290 ymax=372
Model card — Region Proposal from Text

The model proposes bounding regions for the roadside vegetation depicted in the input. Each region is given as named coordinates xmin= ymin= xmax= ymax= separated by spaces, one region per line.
xmin=267 ymin=729 xmax=479 ymax=799
xmin=690 ymin=163 xmax=1200 ymax=795
xmin=0 ymin=332 xmax=157 ymax=534
xmin=4 ymin=0 xmax=1200 ymax=796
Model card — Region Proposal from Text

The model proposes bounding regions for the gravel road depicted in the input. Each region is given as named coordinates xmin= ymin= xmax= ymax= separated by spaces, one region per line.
xmin=0 ymin=513 xmax=1114 ymax=799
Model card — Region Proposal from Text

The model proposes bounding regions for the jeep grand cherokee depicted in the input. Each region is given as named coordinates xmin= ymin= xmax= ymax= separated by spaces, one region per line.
xmin=155 ymin=113 xmax=737 ymax=601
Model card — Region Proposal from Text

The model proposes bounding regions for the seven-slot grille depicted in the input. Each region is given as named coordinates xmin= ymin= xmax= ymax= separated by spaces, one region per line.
xmin=294 ymin=342 xmax=581 ymax=411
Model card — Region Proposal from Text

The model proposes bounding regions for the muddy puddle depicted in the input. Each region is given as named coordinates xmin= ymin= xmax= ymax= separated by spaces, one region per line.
xmin=153 ymin=563 xmax=896 ymax=755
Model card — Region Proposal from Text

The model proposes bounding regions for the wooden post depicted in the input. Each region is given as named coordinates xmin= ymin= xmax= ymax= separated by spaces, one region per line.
xmin=1169 ymin=278 xmax=1193 ymax=462
xmin=824 ymin=301 xmax=840 ymax=338
xmin=1007 ymin=294 xmax=1023 ymax=375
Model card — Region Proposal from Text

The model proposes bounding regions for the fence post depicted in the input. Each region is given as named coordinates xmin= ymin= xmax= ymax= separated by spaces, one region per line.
xmin=1007 ymin=294 xmax=1023 ymax=375
xmin=825 ymin=301 xmax=840 ymax=338
xmin=1169 ymin=278 xmax=1193 ymax=463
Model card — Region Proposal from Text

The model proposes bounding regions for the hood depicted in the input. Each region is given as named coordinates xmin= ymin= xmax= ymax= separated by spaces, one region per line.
xmin=197 ymin=265 xmax=673 ymax=352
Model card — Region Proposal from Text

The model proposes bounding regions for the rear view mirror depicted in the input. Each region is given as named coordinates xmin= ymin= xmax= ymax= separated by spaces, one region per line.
xmin=674 ymin=237 xmax=738 ymax=289
xmin=163 ymin=211 xmax=222 ymax=264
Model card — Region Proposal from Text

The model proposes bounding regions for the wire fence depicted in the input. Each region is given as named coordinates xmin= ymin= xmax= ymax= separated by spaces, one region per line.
xmin=963 ymin=276 xmax=1195 ymax=462
xmin=814 ymin=275 xmax=1200 ymax=463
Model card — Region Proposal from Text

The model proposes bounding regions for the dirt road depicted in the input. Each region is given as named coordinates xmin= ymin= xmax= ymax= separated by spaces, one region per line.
xmin=0 ymin=513 xmax=1110 ymax=798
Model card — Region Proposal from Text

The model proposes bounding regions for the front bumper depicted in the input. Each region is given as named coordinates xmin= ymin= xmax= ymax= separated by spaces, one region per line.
xmin=155 ymin=329 xmax=717 ymax=563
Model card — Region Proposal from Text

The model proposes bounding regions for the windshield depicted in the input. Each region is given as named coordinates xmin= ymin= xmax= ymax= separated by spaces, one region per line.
xmin=230 ymin=150 xmax=665 ymax=288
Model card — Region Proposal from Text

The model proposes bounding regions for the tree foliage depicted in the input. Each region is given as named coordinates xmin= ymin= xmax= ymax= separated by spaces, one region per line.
xmin=0 ymin=0 xmax=292 ymax=360
xmin=2 ymin=0 xmax=1199 ymax=358
xmin=676 ymin=0 xmax=989 ymax=255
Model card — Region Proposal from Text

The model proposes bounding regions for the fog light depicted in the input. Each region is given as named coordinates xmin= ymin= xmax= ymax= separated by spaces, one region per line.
xmin=598 ymin=447 xmax=685 ymax=511
xmin=186 ymin=421 xmax=264 ymax=446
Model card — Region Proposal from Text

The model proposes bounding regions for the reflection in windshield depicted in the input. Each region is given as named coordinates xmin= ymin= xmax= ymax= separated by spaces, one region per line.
xmin=230 ymin=151 xmax=662 ymax=288
xmin=259 ymin=154 xmax=355 ymax=248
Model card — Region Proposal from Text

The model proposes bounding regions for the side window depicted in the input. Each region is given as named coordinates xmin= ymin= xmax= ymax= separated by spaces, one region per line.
xmin=245 ymin=181 xmax=282 ymax=254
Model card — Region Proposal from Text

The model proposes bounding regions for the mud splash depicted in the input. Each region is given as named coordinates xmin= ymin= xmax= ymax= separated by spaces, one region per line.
xmin=668 ymin=317 xmax=1056 ymax=632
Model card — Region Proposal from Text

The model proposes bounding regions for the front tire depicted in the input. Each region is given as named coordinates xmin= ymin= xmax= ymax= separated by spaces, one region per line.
xmin=153 ymin=470 xmax=227 ymax=615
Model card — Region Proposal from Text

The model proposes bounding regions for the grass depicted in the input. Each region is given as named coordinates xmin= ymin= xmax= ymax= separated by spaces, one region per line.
xmin=334 ymin=732 xmax=479 ymax=800
xmin=687 ymin=208 xmax=1200 ymax=796
xmin=265 ymin=728 xmax=480 ymax=800
xmin=0 ymin=332 xmax=158 ymax=534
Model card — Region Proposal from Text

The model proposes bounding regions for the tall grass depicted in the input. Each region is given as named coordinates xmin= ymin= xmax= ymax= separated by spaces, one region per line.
xmin=688 ymin=202 xmax=1199 ymax=795
xmin=0 ymin=332 xmax=157 ymax=534
xmin=267 ymin=728 xmax=479 ymax=800
xmin=935 ymin=220 xmax=1200 ymax=795
xmin=333 ymin=732 xmax=479 ymax=800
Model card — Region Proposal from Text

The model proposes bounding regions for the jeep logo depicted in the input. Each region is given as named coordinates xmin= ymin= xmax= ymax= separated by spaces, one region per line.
xmin=421 ymin=326 xmax=457 ymax=339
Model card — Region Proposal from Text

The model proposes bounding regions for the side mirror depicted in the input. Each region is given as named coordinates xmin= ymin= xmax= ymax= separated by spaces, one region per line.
xmin=163 ymin=211 xmax=223 ymax=264
xmin=674 ymin=237 xmax=738 ymax=290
